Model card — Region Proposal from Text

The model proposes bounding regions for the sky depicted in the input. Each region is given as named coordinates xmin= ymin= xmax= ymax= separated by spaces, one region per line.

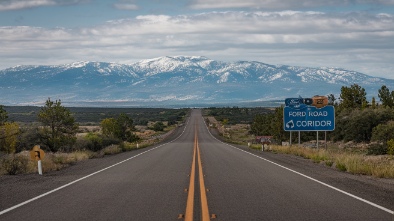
xmin=0 ymin=0 xmax=394 ymax=79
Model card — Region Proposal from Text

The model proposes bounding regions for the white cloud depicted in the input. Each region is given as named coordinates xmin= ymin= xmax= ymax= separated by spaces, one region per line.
xmin=1 ymin=11 xmax=394 ymax=79
xmin=0 ymin=0 xmax=88 ymax=11
xmin=189 ymin=0 xmax=394 ymax=9
xmin=113 ymin=0 xmax=139 ymax=10
xmin=0 ymin=0 xmax=55 ymax=11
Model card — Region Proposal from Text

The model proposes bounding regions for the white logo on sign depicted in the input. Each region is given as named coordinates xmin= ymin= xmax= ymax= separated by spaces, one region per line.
xmin=286 ymin=120 xmax=294 ymax=129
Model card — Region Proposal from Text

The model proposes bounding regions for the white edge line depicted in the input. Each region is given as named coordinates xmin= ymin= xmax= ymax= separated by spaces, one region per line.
xmin=202 ymin=117 xmax=394 ymax=215
xmin=0 ymin=116 xmax=191 ymax=216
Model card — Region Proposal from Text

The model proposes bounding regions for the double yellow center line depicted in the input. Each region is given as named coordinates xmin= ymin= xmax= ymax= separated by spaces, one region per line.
xmin=184 ymin=128 xmax=210 ymax=221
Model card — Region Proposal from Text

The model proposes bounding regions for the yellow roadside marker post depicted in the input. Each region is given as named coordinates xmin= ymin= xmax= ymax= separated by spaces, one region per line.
xmin=30 ymin=145 xmax=45 ymax=175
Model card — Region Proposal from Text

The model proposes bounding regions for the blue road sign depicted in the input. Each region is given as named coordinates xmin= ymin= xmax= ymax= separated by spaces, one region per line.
xmin=283 ymin=105 xmax=335 ymax=131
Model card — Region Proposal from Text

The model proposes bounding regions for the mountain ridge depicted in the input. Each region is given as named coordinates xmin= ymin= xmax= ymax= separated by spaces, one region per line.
xmin=1 ymin=56 xmax=392 ymax=107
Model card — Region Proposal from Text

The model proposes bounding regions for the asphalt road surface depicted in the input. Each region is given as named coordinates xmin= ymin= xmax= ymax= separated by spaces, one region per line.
xmin=1 ymin=109 xmax=393 ymax=220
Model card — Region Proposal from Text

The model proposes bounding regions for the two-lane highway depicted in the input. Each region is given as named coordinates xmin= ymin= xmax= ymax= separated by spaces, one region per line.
xmin=1 ymin=109 xmax=393 ymax=220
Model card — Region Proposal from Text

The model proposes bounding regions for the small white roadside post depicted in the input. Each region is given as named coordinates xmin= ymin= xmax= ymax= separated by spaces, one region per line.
xmin=30 ymin=145 xmax=45 ymax=175
xmin=37 ymin=159 xmax=43 ymax=175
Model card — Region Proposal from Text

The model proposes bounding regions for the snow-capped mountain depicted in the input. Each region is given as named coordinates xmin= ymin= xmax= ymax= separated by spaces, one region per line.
xmin=0 ymin=56 xmax=392 ymax=107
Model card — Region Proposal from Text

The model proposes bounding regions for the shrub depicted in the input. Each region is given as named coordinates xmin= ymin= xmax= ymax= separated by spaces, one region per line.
xmin=74 ymin=137 xmax=92 ymax=151
xmin=85 ymin=132 xmax=104 ymax=152
xmin=336 ymin=162 xmax=347 ymax=171
xmin=387 ymin=139 xmax=394 ymax=155
xmin=17 ymin=125 xmax=41 ymax=152
xmin=325 ymin=160 xmax=334 ymax=167
xmin=101 ymin=136 xmax=122 ymax=148
xmin=101 ymin=145 xmax=121 ymax=155
xmin=152 ymin=122 xmax=165 ymax=131
xmin=367 ymin=143 xmax=387 ymax=155
xmin=1 ymin=154 xmax=29 ymax=175
xmin=74 ymin=133 xmax=122 ymax=152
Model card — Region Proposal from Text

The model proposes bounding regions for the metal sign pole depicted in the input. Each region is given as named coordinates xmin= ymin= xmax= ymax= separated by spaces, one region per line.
xmin=317 ymin=131 xmax=319 ymax=149
xmin=325 ymin=131 xmax=327 ymax=149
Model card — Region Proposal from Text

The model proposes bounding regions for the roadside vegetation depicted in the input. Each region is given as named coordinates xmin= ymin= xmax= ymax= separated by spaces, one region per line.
xmin=0 ymin=101 xmax=188 ymax=175
xmin=204 ymin=84 xmax=394 ymax=179
xmin=2 ymin=83 xmax=394 ymax=178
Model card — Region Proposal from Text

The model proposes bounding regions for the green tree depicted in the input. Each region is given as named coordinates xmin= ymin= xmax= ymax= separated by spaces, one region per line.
xmin=339 ymin=84 xmax=367 ymax=110
xmin=101 ymin=118 xmax=118 ymax=137
xmin=152 ymin=122 xmax=165 ymax=132
xmin=344 ymin=109 xmax=377 ymax=142
xmin=251 ymin=113 xmax=273 ymax=136
xmin=0 ymin=105 xmax=8 ymax=126
xmin=0 ymin=122 xmax=20 ymax=153
xmin=271 ymin=106 xmax=286 ymax=142
xmin=101 ymin=114 xmax=138 ymax=142
xmin=387 ymin=139 xmax=394 ymax=155
xmin=37 ymin=98 xmax=79 ymax=152
xmin=378 ymin=85 xmax=394 ymax=108
xmin=115 ymin=113 xmax=134 ymax=141
xmin=18 ymin=125 xmax=41 ymax=152
xmin=371 ymin=121 xmax=394 ymax=143
xmin=333 ymin=108 xmax=394 ymax=143
xmin=371 ymin=97 xmax=377 ymax=109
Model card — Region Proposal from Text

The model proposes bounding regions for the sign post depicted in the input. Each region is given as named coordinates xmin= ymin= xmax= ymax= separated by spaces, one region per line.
xmin=284 ymin=96 xmax=335 ymax=147
xmin=30 ymin=145 xmax=45 ymax=175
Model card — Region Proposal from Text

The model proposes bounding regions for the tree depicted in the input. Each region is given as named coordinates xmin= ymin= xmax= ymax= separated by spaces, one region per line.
xmin=101 ymin=114 xmax=139 ymax=142
xmin=0 ymin=122 xmax=20 ymax=153
xmin=0 ymin=105 xmax=8 ymax=126
xmin=251 ymin=113 xmax=273 ymax=136
xmin=339 ymin=84 xmax=367 ymax=109
xmin=332 ymin=108 xmax=394 ymax=143
xmin=152 ymin=122 xmax=165 ymax=132
xmin=115 ymin=113 xmax=134 ymax=141
xmin=101 ymin=118 xmax=117 ymax=138
xmin=371 ymin=121 xmax=394 ymax=144
xmin=37 ymin=98 xmax=78 ymax=152
xmin=371 ymin=97 xmax=377 ymax=109
xmin=327 ymin=94 xmax=336 ymax=106
xmin=271 ymin=105 xmax=286 ymax=142
xmin=378 ymin=85 xmax=394 ymax=108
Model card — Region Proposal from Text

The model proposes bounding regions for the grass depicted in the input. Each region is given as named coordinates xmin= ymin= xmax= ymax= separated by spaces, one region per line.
xmin=0 ymin=150 xmax=93 ymax=175
xmin=265 ymin=145 xmax=394 ymax=178
xmin=0 ymin=127 xmax=173 ymax=175
xmin=4 ymin=117 xmax=184 ymax=175
xmin=207 ymin=119 xmax=394 ymax=179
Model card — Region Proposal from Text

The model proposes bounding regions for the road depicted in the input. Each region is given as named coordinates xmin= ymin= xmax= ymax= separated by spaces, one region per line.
xmin=1 ymin=109 xmax=393 ymax=220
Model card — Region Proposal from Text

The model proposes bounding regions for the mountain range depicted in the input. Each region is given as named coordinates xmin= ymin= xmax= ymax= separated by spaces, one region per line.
xmin=1 ymin=56 xmax=393 ymax=107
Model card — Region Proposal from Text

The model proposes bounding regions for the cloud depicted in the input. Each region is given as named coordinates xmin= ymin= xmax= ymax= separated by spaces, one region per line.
xmin=189 ymin=0 xmax=394 ymax=10
xmin=0 ymin=0 xmax=89 ymax=11
xmin=1 ymin=11 xmax=394 ymax=78
xmin=113 ymin=0 xmax=139 ymax=10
